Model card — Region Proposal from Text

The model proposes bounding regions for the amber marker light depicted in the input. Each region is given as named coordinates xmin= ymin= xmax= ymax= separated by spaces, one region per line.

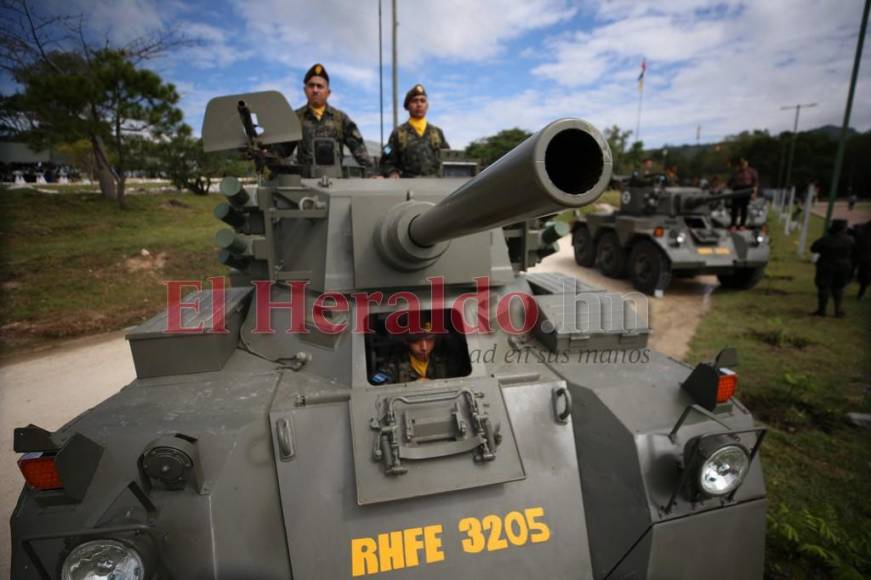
xmin=653 ymin=226 xmax=665 ymax=237
xmin=716 ymin=369 xmax=737 ymax=403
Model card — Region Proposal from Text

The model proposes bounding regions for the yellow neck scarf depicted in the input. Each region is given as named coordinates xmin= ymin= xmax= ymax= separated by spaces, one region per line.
xmin=310 ymin=105 xmax=326 ymax=120
xmin=408 ymin=117 xmax=427 ymax=137
xmin=409 ymin=354 xmax=429 ymax=379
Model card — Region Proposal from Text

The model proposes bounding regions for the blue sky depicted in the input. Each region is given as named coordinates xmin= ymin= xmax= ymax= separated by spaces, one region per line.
xmin=19 ymin=0 xmax=871 ymax=150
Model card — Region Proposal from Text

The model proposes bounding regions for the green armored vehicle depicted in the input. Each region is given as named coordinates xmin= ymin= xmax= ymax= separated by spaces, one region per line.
xmin=572 ymin=179 xmax=770 ymax=295
xmin=10 ymin=91 xmax=767 ymax=579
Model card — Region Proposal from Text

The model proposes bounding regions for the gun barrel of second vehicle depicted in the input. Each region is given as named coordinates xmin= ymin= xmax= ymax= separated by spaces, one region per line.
xmin=684 ymin=188 xmax=754 ymax=209
xmin=408 ymin=119 xmax=613 ymax=247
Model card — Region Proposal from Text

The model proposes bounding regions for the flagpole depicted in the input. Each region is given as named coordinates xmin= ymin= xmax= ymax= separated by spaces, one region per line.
xmin=635 ymin=58 xmax=646 ymax=143
xmin=635 ymin=83 xmax=644 ymax=143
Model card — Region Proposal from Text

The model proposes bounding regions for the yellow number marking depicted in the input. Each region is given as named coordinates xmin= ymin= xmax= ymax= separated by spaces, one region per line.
xmin=504 ymin=511 xmax=529 ymax=546
xmin=482 ymin=514 xmax=509 ymax=551
xmin=458 ymin=516 xmax=486 ymax=554
xmin=525 ymin=507 xmax=552 ymax=543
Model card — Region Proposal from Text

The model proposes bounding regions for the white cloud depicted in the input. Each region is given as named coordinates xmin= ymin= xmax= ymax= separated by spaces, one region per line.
xmin=527 ymin=0 xmax=871 ymax=147
xmin=230 ymin=0 xmax=577 ymax=88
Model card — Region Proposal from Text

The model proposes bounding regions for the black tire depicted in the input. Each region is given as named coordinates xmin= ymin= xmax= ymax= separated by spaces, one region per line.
xmin=572 ymin=223 xmax=595 ymax=267
xmin=717 ymin=266 xmax=766 ymax=290
xmin=596 ymin=231 xmax=627 ymax=278
xmin=629 ymin=240 xmax=672 ymax=295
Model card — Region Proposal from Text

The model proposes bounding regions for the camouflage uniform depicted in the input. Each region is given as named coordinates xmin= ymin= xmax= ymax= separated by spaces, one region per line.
xmin=293 ymin=104 xmax=372 ymax=173
xmin=381 ymin=122 xmax=449 ymax=177
xmin=382 ymin=353 xmax=450 ymax=384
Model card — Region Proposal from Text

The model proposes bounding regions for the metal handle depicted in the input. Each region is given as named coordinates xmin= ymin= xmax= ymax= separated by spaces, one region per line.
xmin=276 ymin=418 xmax=294 ymax=461
xmin=552 ymin=386 xmax=572 ymax=424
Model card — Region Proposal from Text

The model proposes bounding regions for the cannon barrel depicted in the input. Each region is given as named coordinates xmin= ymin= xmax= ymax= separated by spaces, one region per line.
xmin=409 ymin=119 xmax=612 ymax=246
xmin=683 ymin=188 xmax=754 ymax=209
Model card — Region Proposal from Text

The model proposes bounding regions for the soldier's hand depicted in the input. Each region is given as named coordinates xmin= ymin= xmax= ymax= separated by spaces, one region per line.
xmin=388 ymin=172 xmax=400 ymax=179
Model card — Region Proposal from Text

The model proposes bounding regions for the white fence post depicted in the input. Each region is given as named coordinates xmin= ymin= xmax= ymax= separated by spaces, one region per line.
xmin=798 ymin=184 xmax=815 ymax=255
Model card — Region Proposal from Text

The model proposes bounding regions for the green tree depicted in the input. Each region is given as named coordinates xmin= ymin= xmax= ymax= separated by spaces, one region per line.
xmin=1 ymin=0 xmax=185 ymax=208
xmin=157 ymin=126 xmax=252 ymax=195
xmin=465 ymin=128 xmax=532 ymax=167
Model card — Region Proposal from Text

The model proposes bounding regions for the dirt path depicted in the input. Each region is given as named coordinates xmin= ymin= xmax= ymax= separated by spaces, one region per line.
xmin=0 ymin=331 xmax=135 ymax=579
xmin=531 ymin=238 xmax=718 ymax=361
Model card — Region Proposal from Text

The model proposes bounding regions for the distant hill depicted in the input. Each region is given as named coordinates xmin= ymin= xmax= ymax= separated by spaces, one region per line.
xmin=644 ymin=125 xmax=864 ymax=155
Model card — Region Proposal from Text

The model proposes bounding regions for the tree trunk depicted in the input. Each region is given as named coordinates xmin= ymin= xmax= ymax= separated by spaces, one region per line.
xmin=90 ymin=137 xmax=116 ymax=200
xmin=116 ymin=174 xmax=127 ymax=209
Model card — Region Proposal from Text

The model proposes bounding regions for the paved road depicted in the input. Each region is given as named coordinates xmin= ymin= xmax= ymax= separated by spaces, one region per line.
xmin=0 ymin=331 xmax=135 ymax=579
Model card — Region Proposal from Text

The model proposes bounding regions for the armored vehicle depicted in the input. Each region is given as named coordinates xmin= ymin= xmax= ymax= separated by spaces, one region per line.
xmin=10 ymin=91 xmax=767 ymax=579
xmin=572 ymin=182 xmax=770 ymax=295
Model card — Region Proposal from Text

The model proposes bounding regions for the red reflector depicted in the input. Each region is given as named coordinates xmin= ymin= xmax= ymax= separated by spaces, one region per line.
xmin=654 ymin=227 xmax=665 ymax=237
xmin=717 ymin=371 xmax=737 ymax=403
xmin=18 ymin=453 xmax=63 ymax=491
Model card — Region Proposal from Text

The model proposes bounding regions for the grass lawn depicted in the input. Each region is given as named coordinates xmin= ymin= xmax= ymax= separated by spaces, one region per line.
xmin=0 ymin=187 xmax=227 ymax=356
xmin=688 ymin=213 xmax=871 ymax=578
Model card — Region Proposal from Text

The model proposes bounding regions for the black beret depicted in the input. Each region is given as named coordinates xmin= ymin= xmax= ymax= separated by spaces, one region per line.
xmin=304 ymin=63 xmax=329 ymax=84
xmin=403 ymin=84 xmax=427 ymax=109
xmin=404 ymin=322 xmax=434 ymax=343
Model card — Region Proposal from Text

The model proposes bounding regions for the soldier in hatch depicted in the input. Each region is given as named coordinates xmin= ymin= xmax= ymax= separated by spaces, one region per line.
xmin=292 ymin=63 xmax=372 ymax=175
xmin=381 ymin=323 xmax=450 ymax=383
xmin=382 ymin=84 xmax=450 ymax=178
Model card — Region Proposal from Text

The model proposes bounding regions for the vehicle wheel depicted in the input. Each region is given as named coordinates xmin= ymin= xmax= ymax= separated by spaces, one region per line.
xmin=572 ymin=223 xmax=595 ymax=267
xmin=596 ymin=231 xmax=627 ymax=278
xmin=717 ymin=266 xmax=766 ymax=290
xmin=629 ymin=240 xmax=672 ymax=295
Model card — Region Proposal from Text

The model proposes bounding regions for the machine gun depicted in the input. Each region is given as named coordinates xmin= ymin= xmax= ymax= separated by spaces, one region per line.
xmin=679 ymin=188 xmax=754 ymax=212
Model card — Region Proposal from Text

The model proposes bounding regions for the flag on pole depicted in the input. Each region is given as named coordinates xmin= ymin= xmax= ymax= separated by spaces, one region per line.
xmin=637 ymin=58 xmax=647 ymax=91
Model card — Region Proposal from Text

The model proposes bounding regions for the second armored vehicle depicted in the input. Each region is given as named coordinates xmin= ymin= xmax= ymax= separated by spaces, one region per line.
xmin=572 ymin=181 xmax=770 ymax=295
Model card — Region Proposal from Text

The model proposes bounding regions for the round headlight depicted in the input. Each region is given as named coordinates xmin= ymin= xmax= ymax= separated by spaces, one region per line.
xmin=62 ymin=539 xmax=144 ymax=580
xmin=699 ymin=444 xmax=750 ymax=496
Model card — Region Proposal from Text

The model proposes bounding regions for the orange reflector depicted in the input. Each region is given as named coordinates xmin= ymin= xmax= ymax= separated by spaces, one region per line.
xmin=18 ymin=453 xmax=63 ymax=491
xmin=654 ymin=227 xmax=665 ymax=237
xmin=717 ymin=371 xmax=737 ymax=403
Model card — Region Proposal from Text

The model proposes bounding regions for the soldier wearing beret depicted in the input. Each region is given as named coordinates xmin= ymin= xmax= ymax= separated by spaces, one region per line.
xmin=291 ymin=63 xmax=372 ymax=175
xmin=379 ymin=323 xmax=450 ymax=383
xmin=810 ymin=218 xmax=854 ymax=317
xmin=381 ymin=84 xmax=450 ymax=178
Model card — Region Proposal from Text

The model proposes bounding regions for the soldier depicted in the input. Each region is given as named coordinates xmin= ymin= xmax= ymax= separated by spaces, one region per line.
xmin=727 ymin=157 xmax=758 ymax=229
xmin=380 ymin=323 xmax=450 ymax=383
xmin=810 ymin=219 xmax=854 ymax=317
xmin=292 ymin=63 xmax=372 ymax=175
xmin=382 ymin=84 xmax=449 ymax=178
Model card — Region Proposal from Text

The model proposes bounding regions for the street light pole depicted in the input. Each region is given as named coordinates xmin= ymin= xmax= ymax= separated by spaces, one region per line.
xmin=391 ymin=0 xmax=399 ymax=132
xmin=824 ymin=0 xmax=869 ymax=228
xmin=780 ymin=102 xmax=818 ymax=198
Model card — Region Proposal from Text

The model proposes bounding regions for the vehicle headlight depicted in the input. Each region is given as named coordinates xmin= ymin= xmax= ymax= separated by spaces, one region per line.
xmin=698 ymin=443 xmax=750 ymax=496
xmin=62 ymin=539 xmax=144 ymax=580
xmin=755 ymin=235 xmax=765 ymax=245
